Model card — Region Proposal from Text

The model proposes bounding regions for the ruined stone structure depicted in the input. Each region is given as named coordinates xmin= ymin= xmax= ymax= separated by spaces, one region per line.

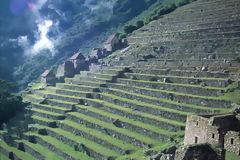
xmin=56 ymin=61 xmax=75 ymax=78
xmin=104 ymin=34 xmax=120 ymax=52
xmin=184 ymin=113 xmax=240 ymax=156
xmin=40 ymin=69 xmax=56 ymax=84
xmin=69 ymin=52 xmax=86 ymax=73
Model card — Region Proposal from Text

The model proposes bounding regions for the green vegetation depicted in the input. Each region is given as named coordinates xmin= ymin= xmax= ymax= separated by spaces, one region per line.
xmin=117 ymin=0 xmax=197 ymax=38
xmin=0 ymin=80 xmax=27 ymax=125
xmin=220 ymin=82 xmax=240 ymax=104
xmin=225 ymin=151 xmax=240 ymax=160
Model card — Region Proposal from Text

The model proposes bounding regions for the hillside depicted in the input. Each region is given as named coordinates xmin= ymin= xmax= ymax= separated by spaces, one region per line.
xmin=1 ymin=0 xmax=240 ymax=159
xmin=0 ymin=0 xmax=157 ymax=87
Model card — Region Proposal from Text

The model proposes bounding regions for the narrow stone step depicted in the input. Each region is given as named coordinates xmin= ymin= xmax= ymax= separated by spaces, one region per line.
xmin=31 ymin=115 xmax=57 ymax=128
xmin=45 ymin=99 xmax=75 ymax=109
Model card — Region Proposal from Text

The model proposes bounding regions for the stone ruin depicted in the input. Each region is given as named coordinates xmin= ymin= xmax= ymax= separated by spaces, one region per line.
xmin=182 ymin=113 xmax=240 ymax=158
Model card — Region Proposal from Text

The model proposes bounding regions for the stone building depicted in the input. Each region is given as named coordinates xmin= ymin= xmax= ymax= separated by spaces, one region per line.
xmin=104 ymin=34 xmax=120 ymax=52
xmin=69 ymin=52 xmax=86 ymax=73
xmin=40 ymin=69 xmax=56 ymax=84
xmin=56 ymin=61 xmax=75 ymax=78
xmin=184 ymin=113 xmax=240 ymax=156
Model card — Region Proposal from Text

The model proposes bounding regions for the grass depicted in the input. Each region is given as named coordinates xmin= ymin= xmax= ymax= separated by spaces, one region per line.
xmin=15 ymin=140 xmax=63 ymax=160
xmin=122 ymin=74 xmax=227 ymax=90
xmin=26 ymin=132 xmax=94 ymax=160
xmin=105 ymin=86 xmax=227 ymax=113
xmin=219 ymin=82 xmax=240 ymax=104
xmin=102 ymin=100 xmax=185 ymax=127
xmin=31 ymin=115 xmax=56 ymax=123
xmin=30 ymin=82 xmax=46 ymax=90
xmin=76 ymin=104 xmax=183 ymax=136
xmin=0 ymin=140 xmax=35 ymax=160
xmin=67 ymin=112 xmax=163 ymax=146
xmin=62 ymin=119 xmax=137 ymax=151
xmin=36 ymin=126 xmax=120 ymax=158
xmin=225 ymin=151 xmax=240 ymax=160
xmin=31 ymin=108 xmax=64 ymax=118
xmin=102 ymin=92 xmax=194 ymax=116
xmin=0 ymin=154 xmax=9 ymax=160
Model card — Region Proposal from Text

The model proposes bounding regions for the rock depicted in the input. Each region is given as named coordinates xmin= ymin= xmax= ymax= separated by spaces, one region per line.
xmin=201 ymin=66 xmax=208 ymax=71
xmin=112 ymin=119 xmax=123 ymax=128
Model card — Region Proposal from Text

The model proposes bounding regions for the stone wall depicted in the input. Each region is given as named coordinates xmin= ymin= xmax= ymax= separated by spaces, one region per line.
xmin=224 ymin=131 xmax=240 ymax=156
xmin=184 ymin=115 xmax=210 ymax=145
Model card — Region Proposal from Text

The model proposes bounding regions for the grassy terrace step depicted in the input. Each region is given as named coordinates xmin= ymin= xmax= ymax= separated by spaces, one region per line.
xmin=0 ymin=140 xmax=35 ymax=160
xmin=34 ymin=125 xmax=120 ymax=160
xmin=156 ymin=9 xmax=240 ymax=24
xmin=129 ymin=68 xmax=231 ymax=79
xmin=117 ymin=77 xmax=225 ymax=97
xmin=31 ymin=115 xmax=57 ymax=128
xmin=76 ymin=76 xmax=114 ymax=83
xmin=124 ymin=71 xmax=230 ymax=88
xmin=151 ymin=15 xmax=240 ymax=29
xmin=132 ymin=29 xmax=240 ymax=40
xmin=47 ymin=87 xmax=93 ymax=98
xmin=66 ymin=112 xmax=165 ymax=147
xmin=43 ymin=94 xmax=185 ymax=131
xmin=24 ymin=94 xmax=44 ymax=103
xmin=26 ymin=132 xmax=94 ymax=160
xmin=56 ymin=83 xmax=100 ymax=92
xmin=161 ymin=10 xmax=240 ymax=24
xmin=86 ymin=72 xmax=119 ymax=80
xmin=102 ymin=87 xmax=226 ymax=114
xmin=98 ymin=101 xmax=185 ymax=131
xmin=128 ymin=36 xmax=240 ymax=45
xmin=65 ymin=78 xmax=107 ymax=87
xmin=136 ymin=25 xmax=240 ymax=36
xmin=104 ymin=82 xmax=232 ymax=109
xmin=0 ymin=154 xmax=9 ymax=160
xmin=31 ymin=103 xmax=71 ymax=114
xmin=75 ymin=104 xmax=182 ymax=140
xmin=30 ymin=108 xmax=65 ymax=120
xmin=58 ymin=120 xmax=137 ymax=155
xmin=146 ymin=18 xmax=240 ymax=33
xmin=99 ymin=92 xmax=188 ymax=122
xmin=16 ymin=139 xmax=63 ymax=160
xmin=98 ymin=68 xmax=123 ymax=74
xmin=45 ymin=98 xmax=76 ymax=109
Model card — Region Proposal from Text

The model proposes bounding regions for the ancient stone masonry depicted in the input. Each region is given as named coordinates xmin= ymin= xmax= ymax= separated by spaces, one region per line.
xmin=184 ymin=113 xmax=240 ymax=156
xmin=41 ymin=69 xmax=56 ymax=84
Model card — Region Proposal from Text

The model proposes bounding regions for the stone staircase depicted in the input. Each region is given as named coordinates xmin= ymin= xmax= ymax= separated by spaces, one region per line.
xmin=1 ymin=0 xmax=240 ymax=159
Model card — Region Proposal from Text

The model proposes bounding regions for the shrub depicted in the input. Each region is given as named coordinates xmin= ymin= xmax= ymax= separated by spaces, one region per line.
xmin=0 ymin=80 xmax=27 ymax=125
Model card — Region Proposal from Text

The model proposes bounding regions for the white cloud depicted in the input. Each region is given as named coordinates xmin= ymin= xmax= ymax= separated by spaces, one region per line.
xmin=18 ymin=0 xmax=60 ymax=56
xmin=32 ymin=20 xmax=55 ymax=55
